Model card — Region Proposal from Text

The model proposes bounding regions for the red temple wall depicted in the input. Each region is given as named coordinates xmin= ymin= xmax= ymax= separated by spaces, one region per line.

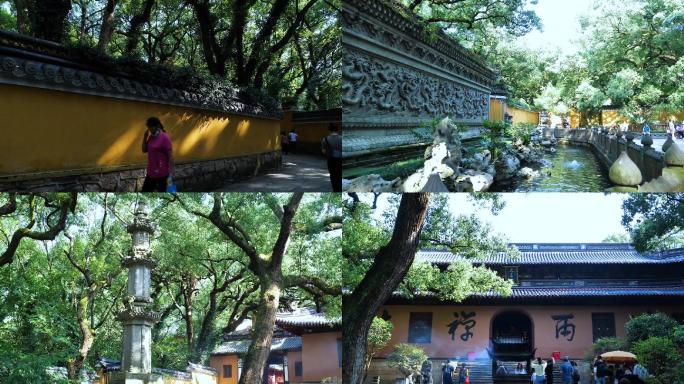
xmin=377 ymin=304 xmax=684 ymax=360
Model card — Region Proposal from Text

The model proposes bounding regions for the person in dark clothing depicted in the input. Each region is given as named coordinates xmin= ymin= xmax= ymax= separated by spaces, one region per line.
xmin=594 ymin=357 xmax=608 ymax=384
xmin=570 ymin=361 xmax=580 ymax=384
xmin=442 ymin=363 xmax=454 ymax=384
xmin=321 ymin=123 xmax=342 ymax=191
xmin=545 ymin=358 xmax=555 ymax=384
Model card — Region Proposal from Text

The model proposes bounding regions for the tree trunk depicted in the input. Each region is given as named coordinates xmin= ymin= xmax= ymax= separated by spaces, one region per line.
xmin=28 ymin=0 xmax=72 ymax=42
xmin=182 ymin=277 xmax=195 ymax=356
xmin=188 ymin=0 xmax=225 ymax=76
xmin=14 ymin=0 xmax=29 ymax=34
xmin=238 ymin=278 xmax=281 ymax=384
xmin=97 ymin=0 xmax=117 ymax=53
xmin=125 ymin=0 xmax=155 ymax=55
xmin=68 ymin=296 xmax=95 ymax=380
xmin=342 ymin=194 xmax=431 ymax=384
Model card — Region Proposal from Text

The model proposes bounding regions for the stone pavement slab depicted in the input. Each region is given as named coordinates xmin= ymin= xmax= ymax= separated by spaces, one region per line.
xmin=215 ymin=153 xmax=332 ymax=192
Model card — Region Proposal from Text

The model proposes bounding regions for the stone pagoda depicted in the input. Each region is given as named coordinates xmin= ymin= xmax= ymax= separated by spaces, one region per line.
xmin=110 ymin=201 xmax=163 ymax=384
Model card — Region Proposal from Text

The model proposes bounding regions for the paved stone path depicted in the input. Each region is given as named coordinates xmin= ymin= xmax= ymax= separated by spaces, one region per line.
xmin=215 ymin=153 xmax=332 ymax=192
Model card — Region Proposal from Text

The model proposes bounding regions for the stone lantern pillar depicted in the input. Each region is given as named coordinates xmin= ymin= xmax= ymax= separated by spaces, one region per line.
xmin=111 ymin=202 xmax=162 ymax=384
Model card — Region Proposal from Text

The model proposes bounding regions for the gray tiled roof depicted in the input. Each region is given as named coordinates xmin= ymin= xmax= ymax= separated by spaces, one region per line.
xmin=212 ymin=337 xmax=301 ymax=355
xmin=394 ymin=284 xmax=684 ymax=301
xmin=275 ymin=308 xmax=341 ymax=328
xmin=417 ymin=243 xmax=684 ymax=265
xmin=487 ymin=285 xmax=684 ymax=298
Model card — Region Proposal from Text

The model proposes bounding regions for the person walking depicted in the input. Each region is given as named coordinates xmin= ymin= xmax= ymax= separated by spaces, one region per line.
xmin=321 ymin=123 xmax=342 ymax=192
xmin=288 ymin=129 xmax=298 ymax=154
xmin=441 ymin=363 xmax=453 ymax=384
xmin=280 ymin=131 xmax=289 ymax=155
xmin=668 ymin=119 xmax=675 ymax=138
xmin=594 ymin=356 xmax=608 ymax=384
xmin=141 ymin=117 xmax=173 ymax=192
xmin=560 ymin=357 xmax=573 ymax=384
xmin=546 ymin=357 xmax=555 ymax=384
xmin=457 ymin=362 xmax=469 ymax=384
xmin=571 ymin=361 xmax=580 ymax=384
xmin=531 ymin=358 xmax=547 ymax=384
xmin=642 ymin=123 xmax=651 ymax=136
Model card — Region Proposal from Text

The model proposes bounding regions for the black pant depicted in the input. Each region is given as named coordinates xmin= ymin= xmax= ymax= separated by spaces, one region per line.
xmin=142 ymin=176 xmax=167 ymax=192
xmin=327 ymin=157 xmax=342 ymax=192
xmin=289 ymin=141 xmax=297 ymax=153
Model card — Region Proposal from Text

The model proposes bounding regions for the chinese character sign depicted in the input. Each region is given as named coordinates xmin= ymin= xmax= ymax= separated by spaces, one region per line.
xmin=551 ymin=314 xmax=576 ymax=341
xmin=447 ymin=311 xmax=477 ymax=341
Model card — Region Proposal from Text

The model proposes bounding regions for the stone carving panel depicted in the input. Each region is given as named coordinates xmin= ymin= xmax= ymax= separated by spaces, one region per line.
xmin=343 ymin=50 xmax=489 ymax=121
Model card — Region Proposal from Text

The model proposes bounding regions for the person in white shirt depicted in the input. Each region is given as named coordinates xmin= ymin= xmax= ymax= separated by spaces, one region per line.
xmin=531 ymin=358 xmax=547 ymax=384
xmin=288 ymin=129 xmax=298 ymax=154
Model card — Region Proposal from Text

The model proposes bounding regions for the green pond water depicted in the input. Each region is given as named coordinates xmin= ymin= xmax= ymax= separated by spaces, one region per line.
xmin=491 ymin=145 xmax=611 ymax=192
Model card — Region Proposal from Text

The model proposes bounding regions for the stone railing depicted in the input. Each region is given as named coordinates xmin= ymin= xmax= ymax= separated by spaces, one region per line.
xmin=341 ymin=0 xmax=496 ymax=166
xmin=545 ymin=128 xmax=684 ymax=191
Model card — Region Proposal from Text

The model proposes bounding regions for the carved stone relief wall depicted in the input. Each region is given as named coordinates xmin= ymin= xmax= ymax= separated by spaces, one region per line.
xmin=343 ymin=49 xmax=489 ymax=122
xmin=342 ymin=0 xmax=496 ymax=160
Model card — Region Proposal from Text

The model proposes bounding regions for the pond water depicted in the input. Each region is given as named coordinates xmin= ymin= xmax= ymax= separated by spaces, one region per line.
xmin=491 ymin=145 xmax=611 ymax=192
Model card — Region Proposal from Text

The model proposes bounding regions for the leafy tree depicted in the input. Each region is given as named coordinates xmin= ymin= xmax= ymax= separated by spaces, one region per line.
xmin=404 ymin=0 xmax=541 ymax=40
xmin=364 ymin=317 xmax=393 ymax=381
xmin=175 ymin=193 xmax=341 ymax=384
xmin=343 ymin=193 xmax=515 ymax=383
xmin=673 ymin=325 xmax=684 ymax=348
xmin=585 ymin=337 xmax=627 ymax=361
xmin=602 ymin=233 xmax=631 ymax=243
xmin=625 ymin=312 xmax=679 ymax=346
xmin=0 ymin=192 xmax=77 ymax=267
xmin=621 ymin=194 xmax=684 ymax=252
xmin=632 ymin=337 xmax=679 ymax=378
xmin=574 ymin=81 xmax=605 ymax=112
xmin=0 ymin=193 xmax=341 ymax=383
xmin=387 ymin=343 xmax=428 ymax=384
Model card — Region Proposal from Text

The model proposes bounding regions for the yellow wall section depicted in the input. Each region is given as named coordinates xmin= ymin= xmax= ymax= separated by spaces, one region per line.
xmin=210 ymin=355 xmax=238 ymax=384
xmin=0 ymin=84 xmax=280 ymax=176
xmin=489 ymin=99 xmax=505 ymax=122
xmin=508 ymin=106 xmax=540 ymax=125
xmin=489 ymin=99 xmax=539 ymax=125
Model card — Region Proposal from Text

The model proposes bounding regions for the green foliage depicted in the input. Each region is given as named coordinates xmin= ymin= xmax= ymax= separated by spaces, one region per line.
xmin=1 ymin=193 xmax=341 ymax=379
xmin=343 ymin=194 xmax=516 ymax=305
xmin=672 ymin=325 xmax=684 ymax=348
xmin=404 ymin=0 xmax=542 ymax=41
xmin=7 ymin=0 xmax=339 ymax=111
xmin=387 ymin=343 xmax=428 ymax=379
xmin=365 ymin=317 xmax=394 ymax=370
xmin=621 ymin=194 xmax=684 ymax=252
xmin=507 ymin=122 xmax=536 ymax=145
xmin=632 ymin=337 xmax=679 ymax=377
xmin=480 ymin=119 xmax=510 ymax=162
xmin=625 ymin=312 xmax=679 ymax=346
xmin=574 ymin=81 xmax=605 ymax=112
xmin=601 ymin=233 xmax=631 ymax=243
xmin=584 ymin=337 xmax=627 ymax=361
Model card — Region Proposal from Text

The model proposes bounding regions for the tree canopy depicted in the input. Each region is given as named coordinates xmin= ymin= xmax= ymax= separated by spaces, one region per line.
xmin=532 ymin=0 xmax=684 ymax=119
xmin=2 ymin=0 xmax=340 ymax=110
xmin=0 ymin=192 xmax=341 ymax=383
xmin=621 ymin=193 xmax=684 ymax=252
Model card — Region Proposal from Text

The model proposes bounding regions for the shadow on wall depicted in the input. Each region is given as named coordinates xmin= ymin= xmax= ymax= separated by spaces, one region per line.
xmin=0 ymin=84 xmax=279 ymax=176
